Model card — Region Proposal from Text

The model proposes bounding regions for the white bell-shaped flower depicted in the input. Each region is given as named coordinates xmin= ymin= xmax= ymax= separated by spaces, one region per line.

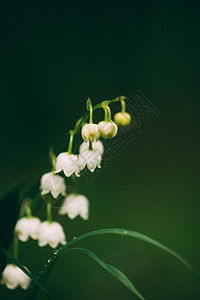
xmin=79 ymin=140 xmax=104 ymax=155
xmin=98 ymin=120 xmax=118 ymax=139
xmin=0 ymin=264 xmax=31 ymax=290
xmin=14 ymin=217 xmax=41 ymax=242
xmin=81 ymin=123 xmax=100 ymax=142
xmin=79 ymin=148 xmax=102 ymax=172
xmin=40 ymin=172 xmax=66 ymax=198
xmin=55 ymin=152 xmax=80 ymax=177
xmin=38 ymin=221 xmax=66 ymax=248
xmin=59 ymin=193 xmax=89 ymax=220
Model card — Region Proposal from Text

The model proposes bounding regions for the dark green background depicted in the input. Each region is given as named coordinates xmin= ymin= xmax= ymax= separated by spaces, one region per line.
xmin=0 ymin=2 xmax=200 ymax=300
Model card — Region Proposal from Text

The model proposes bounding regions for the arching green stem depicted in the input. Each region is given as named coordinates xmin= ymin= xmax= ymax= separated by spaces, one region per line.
xmin=70 ymin=96 xmax=126 ymax=138
xmin=101 ymin=103 xmax=111 ymax=121
xmin=120 ymin=98 xmax=126 ymax=113
xmin=106 ymin=105 xmax=112 ymax=121
xmin=103 ymin=106 xmax=108 ymax=121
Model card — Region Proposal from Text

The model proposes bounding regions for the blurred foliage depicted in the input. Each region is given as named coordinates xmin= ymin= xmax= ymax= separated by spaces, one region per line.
xmin=0 ymin=1 xmax=200 ymax=300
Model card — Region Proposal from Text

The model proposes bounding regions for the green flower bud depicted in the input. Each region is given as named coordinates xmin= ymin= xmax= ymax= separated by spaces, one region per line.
xmin=114 ymin=112 xmax=131 ymax=126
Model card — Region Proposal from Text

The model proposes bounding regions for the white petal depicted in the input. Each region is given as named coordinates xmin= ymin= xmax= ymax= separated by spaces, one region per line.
xmin=38 ymin=222 xmax=52 ymax=247
xmin=78 ymin=155 xmax=86 ymax=170
xmin=80 ymin=149 xmax=102 ymax=172
xmin=81 ymin=124 xmax=100 ymax=142
xmin=38 ymin=239 xmax=48 ymax=247
xmin=17 ymin=267 xmax=31 ymax=290
xmin=38 ymin=221 xmax=66 ymax=249
xmin=81 ymin=124 xmax=89 ymax=142
xmin=79 ymin=140 xmax=104 ymax=155
xmin=41 ymin=189 xmax=49 ymax=195
xmin=1 ymin=264 xmax=31 ymax=290
xmin=59 ymin=194 xmax=89 ymax=220
xmin=40 ymin=172 xmax=66 ymax=199
xmin=15 ymin=217 xmax=41 ymax=242
xmin=93 ymin=140 xmax=104 ymax=155
xmin=88 ymin=124 xmax=100 ymax=142
xmin=55 ymin=153 xmax=68 ymax=173
xmin=56 ymin=153 xmax=80 ymax=178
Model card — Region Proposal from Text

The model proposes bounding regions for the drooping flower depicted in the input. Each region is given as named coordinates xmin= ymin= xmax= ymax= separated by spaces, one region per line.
xmin=14 ymin=217 xmax=41 ymax=242
xmin=79 ymin=148 xmax=102 ymax=172
xmin=38 ymin=221 xmax=66 ymax=248
xmin=55 ymin=153 xmax=80 ymax=177
xmin=81 ymin=123 xmax=100 ymax=142
xmin=59 ymin=193 xmax=89 ymax=220
xmin=40 ymin=172 xmax=66 ymax=198
xmin=98 ymin=120 xmax=118 ymax=139
xmin=0 ymin=264 xmax=31 ymax=290
xmin=114 ymin=112 xmax=131 ymax=126
xmin=79 ymin=140 xmax=104 ymax=155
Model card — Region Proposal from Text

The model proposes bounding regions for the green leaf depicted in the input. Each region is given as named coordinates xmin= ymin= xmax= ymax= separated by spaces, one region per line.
xmin=0 ymin=245 xmax=54 ymax=300
xmin=63 ymin=228 xmax=200 ymax=280
xmin=28 ymin=228 xmax=200 ymax=299
xmin=64 ymin=247 xmax=146 ymax=300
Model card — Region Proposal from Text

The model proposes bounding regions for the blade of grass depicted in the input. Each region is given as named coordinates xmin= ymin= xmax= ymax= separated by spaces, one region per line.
xmin=64 ymin=247 xmax=146 ymax=300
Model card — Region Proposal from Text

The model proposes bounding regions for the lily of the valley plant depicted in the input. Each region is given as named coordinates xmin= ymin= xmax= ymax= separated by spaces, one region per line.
xmin=0 ymin=96 xmax=199 ymax=300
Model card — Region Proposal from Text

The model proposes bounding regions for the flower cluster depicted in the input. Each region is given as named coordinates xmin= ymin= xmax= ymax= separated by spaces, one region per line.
xmin=1 ymin=95 xmax=131 ymax=291
xmin=54 ymin=97 xmax=131 ymax=177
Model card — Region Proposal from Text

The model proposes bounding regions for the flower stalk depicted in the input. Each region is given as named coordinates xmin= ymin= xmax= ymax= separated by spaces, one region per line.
xmin=47 ymin=203 xmax=52 ymax=224
xmin=71 ymin=173 xmax=79 ymax=194
xmin=13 ymin=236 xmax=18 ymax=261
xmin=49 ymin=147 xmax=56 ymax=173
xmin=67 ymin=131 xmax=74 ymax=155
xmin=89 ymin=104 xmax=93 ymax=124
xmin=101 ymin=102 xmax=111 ymax=122
xmin=25 ymin=203 xmax=32 ymax=219
xmin=120 ymin=98 xmax=126 ymax=113
xmin=89 ymin=140 xmax=93 ymax=150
